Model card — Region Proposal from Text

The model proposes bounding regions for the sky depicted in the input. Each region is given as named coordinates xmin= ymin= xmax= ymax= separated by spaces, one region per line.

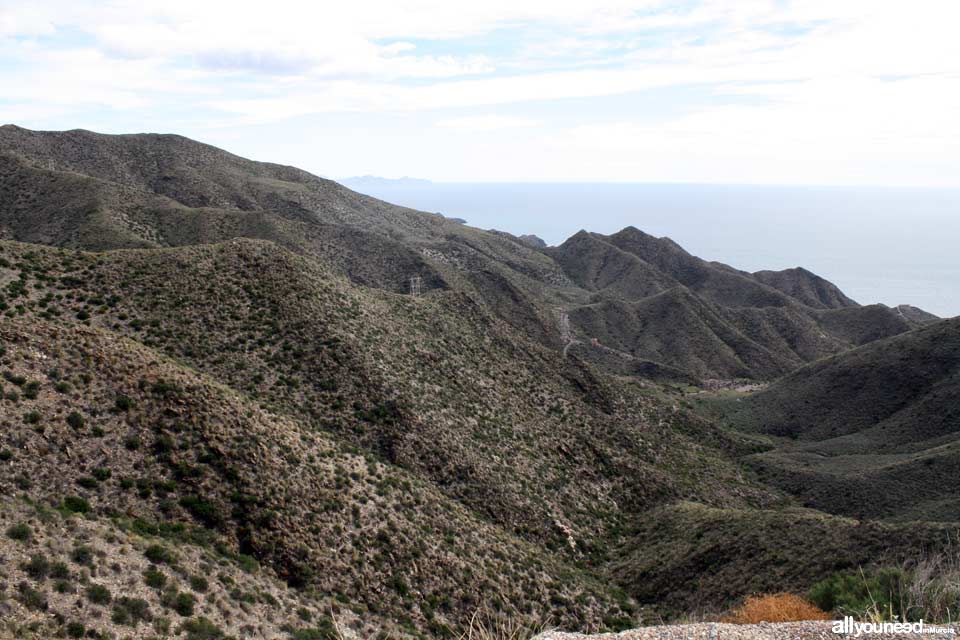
xmin=2 ymin=1 xmax=960 ymax=185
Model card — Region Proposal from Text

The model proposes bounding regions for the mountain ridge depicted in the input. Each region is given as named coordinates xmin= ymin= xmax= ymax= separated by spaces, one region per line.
xmin=0 ymin=124 xmax=936 ymax=383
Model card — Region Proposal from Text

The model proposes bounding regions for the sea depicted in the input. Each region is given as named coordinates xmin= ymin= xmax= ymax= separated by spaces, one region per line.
xmin=343 ymin=181 xmax=960 ymax=318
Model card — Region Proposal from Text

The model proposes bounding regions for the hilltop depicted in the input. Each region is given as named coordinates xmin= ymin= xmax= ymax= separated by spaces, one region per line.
xmin=550 ymin=228 xmax=929 ymax=379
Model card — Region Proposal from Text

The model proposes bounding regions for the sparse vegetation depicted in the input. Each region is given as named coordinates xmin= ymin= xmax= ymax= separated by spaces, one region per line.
xmin=180 ymin=617 xmax=228 ymax=640
xmin=112 ymin=596 xmax=153 ymax=625
xmin=17 ymin=581 xmax=48 ymax=610
xmin=0 ymin=125 xmax=952 ymax=639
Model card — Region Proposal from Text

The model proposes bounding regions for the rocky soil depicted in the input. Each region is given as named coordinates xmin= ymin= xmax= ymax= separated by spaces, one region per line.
xmin=539 ymin=621 xmax=959 ymax=639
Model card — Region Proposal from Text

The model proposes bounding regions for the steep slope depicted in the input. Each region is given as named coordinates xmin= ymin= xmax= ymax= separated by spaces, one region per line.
xmin=701 ymin=318 xmax=960 ymax=521
xmin=753 ymin=267 xmax=858 ymax=309
xmin=611 ymin=502 xmax=955 ymax=616
xmin=0 ymin=240 xmax=777 ymax=539
xmin=816 ymin=304 xmax=916 ymax=346
xmin=0 ymin=125 xmax=570 ymax=339
xmin=896 ymin=304 xmax=941 ymax=325
xmin=0 ymin=497 xmax=353 ymax=640
xmin=6 ymin=239 xmax=948 ymax=631
xmin=0 ymin=318 xmax=639 ymax=636
xmin=604 ymin=227 xmax=790 ymax=309
xmin=0 ymin=125 xmax=954 ymax=633
xmin=548 ymin=231 xmax=678 ymax=301
xmin=0 ymin=124 xmax=436 ymax=235
xmin=550 ymin=228 xmax=931 ymax=380
xmin=0 ymin=239 xmax=802 ymax=626
xmin=570 ymin=289 xmax=804 ymax=380
xmin=732 ymin=318 xmax=960 ymax=444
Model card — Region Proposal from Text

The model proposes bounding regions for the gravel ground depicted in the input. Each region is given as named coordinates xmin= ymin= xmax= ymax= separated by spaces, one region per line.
xmin=537 ymin=621 xmax=958 ymax=639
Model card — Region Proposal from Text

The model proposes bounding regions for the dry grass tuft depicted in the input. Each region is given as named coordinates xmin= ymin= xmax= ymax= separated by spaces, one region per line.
xmin=722 ymin=593 xmax=832 ymax=624
xmin=456 ymin=608 xmax=547 ymax=640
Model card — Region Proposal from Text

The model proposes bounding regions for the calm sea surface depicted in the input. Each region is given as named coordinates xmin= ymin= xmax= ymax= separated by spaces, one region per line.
xmin=346 ymin=182 xmax=960 ymax=318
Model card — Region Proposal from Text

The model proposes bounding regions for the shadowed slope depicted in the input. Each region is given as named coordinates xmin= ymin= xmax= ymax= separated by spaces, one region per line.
xmin=551 ymin=228 xmax=932 ymax=380
xmin=700 ymin=318 xmax=960 ymax=521
xmin=611 ymin=502 xmax=955 ymax=616
xmin=753 ymin=266 xmax=858 ymax=309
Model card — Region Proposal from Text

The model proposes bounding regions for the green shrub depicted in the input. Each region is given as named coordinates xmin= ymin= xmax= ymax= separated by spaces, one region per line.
xmin=72 ymin=545 xmax=94 ymax=566
xmin=50 ymin=561 xmax=71 ymax=580
xmin=66 ymin=621 xmax=86 ymax=638
xmin=114 ymin=394 xmax=134 ymax=411
xmin=387 ymin=574 xmax=409 ymax=596
xmin=289 ymin=616 xmax=338 ymax=640
xmin=3 ymin=371 xmax=26 ymax=386
xmin=6 ymin=522 xmax=31 ymax=542
xmin=86 ymin=583 xmax=112 ymax=605
xmin=179 ymin=494 xmax=224 ymax=527
xmin=0 ymin=448 xmax=11 ymax=461
xmin=61 ymin=495 xmax=90 ymax=514
xmin=809 ymin=568 xmax=910 ymax=620
xmin=144 ymin=567 xmax=167 ymax=589
xmin=189 ymin=574 xmax=209 ymax=592
xmin=180 ymin=617 xmax=227 ymax=640
xmin=153 ymin=434 xmax=175 ymax=455
xmin=144 ymin=543 xmax=176 ymax=565
xmin=16 ymin=581 xmax=48 ymax=610
xmin=112 ymin=596 xmax=152 ymax=625
xmin=92 ymin=467 xmax=112 ymax=481
xmin=66 ymin=411 xmax=85 ymax=429
xmin=23 ymin=553 xmax=51 ymax=580
xmin=172 ymin=591 xmax=196 ymax=616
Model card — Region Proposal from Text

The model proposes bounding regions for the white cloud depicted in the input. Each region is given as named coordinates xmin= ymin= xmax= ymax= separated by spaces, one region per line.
xmin=550 ymin=71 xmax=960 ymax=185
xmin=2 ymin=0 xmax=960 ymax=184
xmin=435 ymin=115 xmax=539 ymax=131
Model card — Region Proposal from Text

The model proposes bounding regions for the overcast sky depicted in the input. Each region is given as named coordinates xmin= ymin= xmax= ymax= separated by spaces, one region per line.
xmin=3 ymin=1 xmax=960 ymax=185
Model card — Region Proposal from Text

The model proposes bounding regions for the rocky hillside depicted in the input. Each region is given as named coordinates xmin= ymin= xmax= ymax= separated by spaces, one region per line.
xmin=0 ymin=125 xmax=953 ymax=637
xmin=0 ymin=237 xmax=790 ymax=636
xmin=0 ymin=315 xmax=640 ymax=637
xmin=610 ymin=502 xmax=953 ymax=615
xmin=0 ymin=497 xmax=354 ymax=640
xmin=549 ymin=228 xmax=929 ymax=379
xmin=0 ymin=125 xmax=934 ymax=382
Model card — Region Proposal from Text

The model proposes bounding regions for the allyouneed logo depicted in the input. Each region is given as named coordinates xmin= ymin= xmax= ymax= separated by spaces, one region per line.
xmin=833 ymin=617 xmax=957 ymax=636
